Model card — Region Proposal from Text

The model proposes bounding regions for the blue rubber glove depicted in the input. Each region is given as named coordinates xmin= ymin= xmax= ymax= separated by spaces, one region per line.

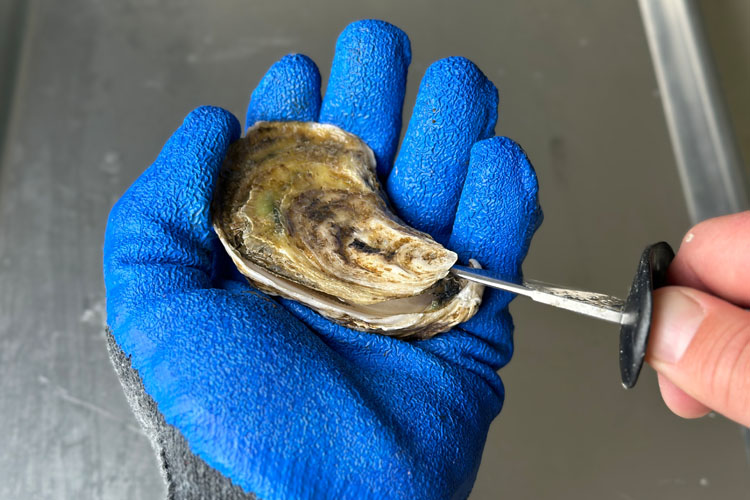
xmin=104 ymin=20 xmax=542 ymax=500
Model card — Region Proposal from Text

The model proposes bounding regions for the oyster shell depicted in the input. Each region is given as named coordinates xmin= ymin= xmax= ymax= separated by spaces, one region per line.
xmin=213 ymin=121 xmax=483 ymax=338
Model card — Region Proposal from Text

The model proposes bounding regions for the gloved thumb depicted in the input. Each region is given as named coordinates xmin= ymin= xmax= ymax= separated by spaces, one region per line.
xmin=647 ymin=286 xmax=750 ymax=426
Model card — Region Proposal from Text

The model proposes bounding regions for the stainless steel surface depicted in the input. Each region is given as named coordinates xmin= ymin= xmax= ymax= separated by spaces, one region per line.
xmin=698 ymin=0 xmax=750 ymax=171
xmin=640 ymin=0 xmax=750 ymax=473
xmin=2 ymin=1 xmax=749 ymax=499
xmin=0 ymin=0 xmax=28 ymax=160
xmin=639 ymin=0 xmax=750 ymax=222
xmin=452 ymin=265 xmax=625 ymax=324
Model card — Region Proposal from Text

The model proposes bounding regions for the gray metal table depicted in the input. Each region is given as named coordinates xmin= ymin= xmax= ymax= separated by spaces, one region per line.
xmin=1 ymin=1 xmax=748 ymax=498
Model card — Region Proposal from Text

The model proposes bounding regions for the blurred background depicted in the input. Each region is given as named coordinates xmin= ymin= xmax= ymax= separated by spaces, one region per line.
xmin=1 ymin=0 xmax=749 ymax=498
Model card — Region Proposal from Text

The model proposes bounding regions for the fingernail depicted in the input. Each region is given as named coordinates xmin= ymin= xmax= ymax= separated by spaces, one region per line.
xmin=650 ymin=289 xmax=705 ymax=364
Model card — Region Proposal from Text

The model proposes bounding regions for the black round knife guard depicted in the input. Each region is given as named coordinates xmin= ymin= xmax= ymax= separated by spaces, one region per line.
xmin=619 ymin=242 xmax=675 ymax=389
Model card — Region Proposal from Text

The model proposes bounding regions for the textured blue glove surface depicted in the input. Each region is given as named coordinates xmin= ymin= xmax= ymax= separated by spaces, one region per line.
xmin=104 ymin=20 xmax=542 ymax=500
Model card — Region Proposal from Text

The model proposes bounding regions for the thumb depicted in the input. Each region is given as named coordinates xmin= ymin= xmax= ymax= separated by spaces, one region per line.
xmin=647 ymin=286 xmax=750 ymax=426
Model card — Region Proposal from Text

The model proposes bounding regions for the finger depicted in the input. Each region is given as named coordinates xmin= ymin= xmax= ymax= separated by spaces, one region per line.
xmin=647 ymin=287 xmax=750 ymax=427
xmin=444 ymin=137 xmax=543 ymax=367
xmin=386 ymin=57 xmax=498 ymax=245
xmin=668 ymin=211 xmax=750 ymax=307
xmin=319 ymin=20 xmax=411 ymax=179
xmin=104 ymin=106 xmax=241 ymax=327
xmin=246 ymin=53 xmax=322 ymax=129
xmin=279 ymin=296 xmax=511 ymax=402
xmin=656 ymin=373 xmax=711 ymax=419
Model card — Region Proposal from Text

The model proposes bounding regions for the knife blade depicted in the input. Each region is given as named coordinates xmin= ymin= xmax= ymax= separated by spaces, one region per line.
xmin=451 ymin=242 xmax=675 ymax=389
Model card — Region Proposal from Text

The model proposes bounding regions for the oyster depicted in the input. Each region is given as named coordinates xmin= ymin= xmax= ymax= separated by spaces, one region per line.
xmin=213 ymin=121 xmax=483 ymax=338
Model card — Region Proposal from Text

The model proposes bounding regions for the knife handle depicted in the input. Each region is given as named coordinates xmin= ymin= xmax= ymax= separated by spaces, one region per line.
xmin=619 ymin=242 xmax=675 ymax=388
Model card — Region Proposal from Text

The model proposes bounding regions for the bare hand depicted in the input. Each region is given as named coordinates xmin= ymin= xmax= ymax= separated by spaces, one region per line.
xmin=647 ymin=211 xmax=750 ymax=426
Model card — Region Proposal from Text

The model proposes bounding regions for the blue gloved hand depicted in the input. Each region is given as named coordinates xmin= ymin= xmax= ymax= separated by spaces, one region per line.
xmin=104 ymin=20 xmax=542 ymax=500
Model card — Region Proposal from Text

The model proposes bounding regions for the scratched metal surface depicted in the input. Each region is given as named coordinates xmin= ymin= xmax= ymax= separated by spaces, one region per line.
xmin=0 ymin=1 xmax=748 ymax=499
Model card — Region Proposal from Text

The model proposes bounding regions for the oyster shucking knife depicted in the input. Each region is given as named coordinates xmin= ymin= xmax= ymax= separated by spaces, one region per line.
xmin=451 ymin=242 xmax=675 ymax=389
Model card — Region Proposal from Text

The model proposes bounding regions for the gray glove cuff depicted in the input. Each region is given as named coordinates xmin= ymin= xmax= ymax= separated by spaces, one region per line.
xmin=106 ymin=330 xmax=256 ymax=500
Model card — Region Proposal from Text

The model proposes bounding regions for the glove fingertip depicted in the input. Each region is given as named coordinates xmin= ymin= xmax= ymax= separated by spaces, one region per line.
xmin=427 ymin=57 xmax=499 ymax=141
xmin=336 ymin=19 xmax=412 ymax=64
xmin=422 ymin=56 xmax=498 ymax=112
xmin=278 ymin=52 xmax=317 ymax=67
xmin=246 ymin=53 xmax=322 ymax=128
xmin=471 ymin=136 xmax=540 ymax=196
xmin=449 ymin=136 xmax=543 ymax=274
xmin=184 ymin=106 xmax=242 ymax=144
xmin=320 ymin=20 xmax=411 ymax=178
